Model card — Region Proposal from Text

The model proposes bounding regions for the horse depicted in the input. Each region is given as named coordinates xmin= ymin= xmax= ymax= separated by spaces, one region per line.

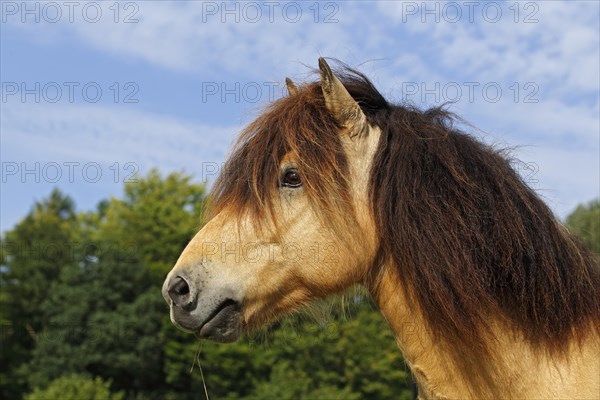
xmin=162 ymin=58 xmax=600 ymax=399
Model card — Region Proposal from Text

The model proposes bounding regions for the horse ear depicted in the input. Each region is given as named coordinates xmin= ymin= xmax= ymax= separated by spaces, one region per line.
xmin=285 ymin=77 xmax=299 ymax=96
xmin=318 ymin=58 xmax=365 ymax=129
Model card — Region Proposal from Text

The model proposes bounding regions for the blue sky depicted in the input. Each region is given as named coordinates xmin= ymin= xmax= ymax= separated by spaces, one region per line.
xmin=1 ymin=0 xmax=599 ymax=232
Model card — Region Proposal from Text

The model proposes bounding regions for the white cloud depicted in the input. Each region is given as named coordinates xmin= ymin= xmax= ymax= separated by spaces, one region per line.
xmin=5 ymin=1 xmax=354 ymax=77
xmin=2 ymin=102 xmax=239 ymax=174
xmin=376 ymin=0 xmax=600 ymax=98
xmin=7 ymin=1 xmax=374 ymax=78
xmin=470 ymin=100 xmax=599 ymax=218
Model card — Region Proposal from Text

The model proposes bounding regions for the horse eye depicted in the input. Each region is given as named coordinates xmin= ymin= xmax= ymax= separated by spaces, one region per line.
xmin=281 ymin=169 xmax=302 ymax=188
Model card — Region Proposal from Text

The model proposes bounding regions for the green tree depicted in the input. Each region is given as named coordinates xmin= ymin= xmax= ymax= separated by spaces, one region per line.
xmin=16 ymin=172 xmax=207 ymax=399
xmin=1 ymin=189 xmax=79 ymax=399
xmin=24 ymin=261 xmax=164 ymax=395
xmin=96 ymin=169 xmax=205 ymax=279
xmin=24 ymin=374 xmax=124 ymax=400
xmin=566 ymin=199 xmax=600 ymax=254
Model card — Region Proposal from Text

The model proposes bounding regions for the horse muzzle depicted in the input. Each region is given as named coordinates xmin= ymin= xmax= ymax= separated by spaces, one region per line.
xmin=162 ymin=269 xmax=243 ymax=343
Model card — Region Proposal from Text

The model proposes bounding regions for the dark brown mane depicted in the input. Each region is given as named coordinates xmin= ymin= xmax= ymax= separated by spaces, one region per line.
xmin=209 ymin=81 xmax=356 ymax=234
xmin=354 ymin=72 xmax=600 ymax=357
xmin=210 ymin=63 xmax=600 ymax=356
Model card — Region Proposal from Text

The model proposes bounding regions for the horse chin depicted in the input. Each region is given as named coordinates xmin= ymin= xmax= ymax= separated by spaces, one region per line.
xmin=194 ymin=299 xmax=243 ymax=343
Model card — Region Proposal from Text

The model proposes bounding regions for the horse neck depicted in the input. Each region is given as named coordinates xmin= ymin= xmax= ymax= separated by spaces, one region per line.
xmin=367 ymin=262 xmax=475 ymax=397
xmin=366 ymin=259 xmax=600 ymax=399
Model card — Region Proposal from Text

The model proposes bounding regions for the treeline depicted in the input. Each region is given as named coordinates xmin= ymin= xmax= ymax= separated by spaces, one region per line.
xmin=1 ymin=171 xmax=598 ymax=399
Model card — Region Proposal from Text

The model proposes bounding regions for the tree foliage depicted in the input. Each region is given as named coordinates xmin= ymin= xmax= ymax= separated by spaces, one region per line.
xmin=24 ymin=375 xmax=124 ymax=400
xmin=565 ymin=199 xmax=600 ymax=254
xmin=1 ymin=189 xmax=79 ymax=398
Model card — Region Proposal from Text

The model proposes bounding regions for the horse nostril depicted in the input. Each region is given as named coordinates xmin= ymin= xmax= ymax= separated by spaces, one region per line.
xmin=168 ymin=276 xmax=193 ymax=308
xmin=173 ymin=278 xmax=189 ymax=296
